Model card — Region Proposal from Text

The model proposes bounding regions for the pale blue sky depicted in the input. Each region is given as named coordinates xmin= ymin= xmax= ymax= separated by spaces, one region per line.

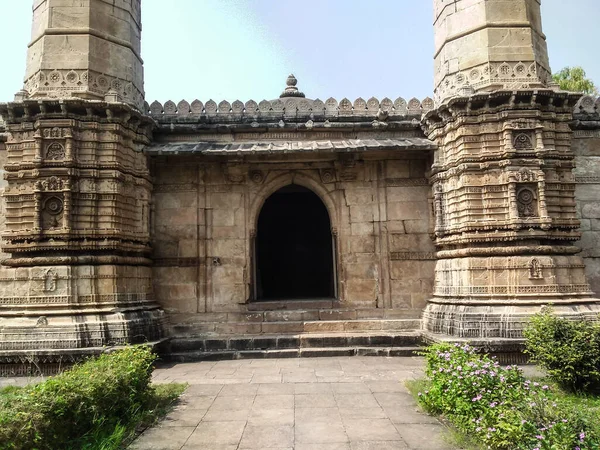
xmin=0 ymin=1 xmax=598 ymax=103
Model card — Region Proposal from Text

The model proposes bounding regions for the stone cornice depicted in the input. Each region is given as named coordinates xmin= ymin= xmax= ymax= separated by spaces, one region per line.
xmin=0 ymin=99 xmax=156 ymax=140
xmin=422 ymin=90 xmax=582 ymax=136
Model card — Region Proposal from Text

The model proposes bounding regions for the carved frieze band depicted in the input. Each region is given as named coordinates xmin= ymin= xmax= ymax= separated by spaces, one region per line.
xmin=153 ymin=257 xmax=203 ymax=267
xmin=23 ymin=69 xmax=144 ymax=110
xmin=435 ymin=61 xmax=552 ymax=102
xmin=435 ymin=284 xmax=592 ymax=296
xmin=385 ymin=178 xmax=429 ymax=187
xmin=391 ymin=252 xmax=437 ymax=261
xmin=576 ymin=177 xmax=600 ymax=184
xmin=154 ymin=184 xmax=197 ymax=193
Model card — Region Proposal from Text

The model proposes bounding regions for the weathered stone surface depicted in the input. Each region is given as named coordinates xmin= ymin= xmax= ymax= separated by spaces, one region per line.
xmin=434 ymin=0 xmax=553 ymax=103
xmin=1 ymin=0 xmax=600 ymax=369
xmin=25 ymin=0 xmax=145 ymax=109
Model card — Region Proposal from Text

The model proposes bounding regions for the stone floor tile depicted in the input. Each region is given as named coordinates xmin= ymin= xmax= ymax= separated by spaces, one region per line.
xmin=184 ymin=421 xmax=246 ymax=446
xmin=160 ymin=408 xmax=207 ymax=427
xmin=210 ymin=394 xmax=255 ymax=411
xmin=252 ymin=394 xmax=294 ymax=409
xmin=295 ymin=419 xmax=348 ymax=444
xmin=338 ymin=407 xmax=387 ymax=419
xmin=219 ymin=383 xmax=259 ymax=396
xmin=182 ymin=446 xmax=237 ymax=450
xmin=366 ymin=381 xmax=407 ymax=393
xmin=293 ymin=382 xmax=332 ymax=394
xmin=350 ymin=441 xmax=409 ymax=449
xmin=202 ymin=408 xmax=250 ymax=422
xmin=335 ymin=393 xmax=381 ymax=409
xmin=238 ymin=424 xmax=294 ymax=448
xmin=251 ymin=374 xmax=282 ymax=384
xmin=331 ymin=382 xmax=372 ymax=394
xmin=385 ymin=405 xmax=441 ymax=424
xmin=184 ymin=384 xmax=223 ymax=396
xmin=296 ymin=443 xmax=351 ymax=450
xmin=394 ymin=423 xmax=450 ymax=449
xmin=374 ymin=391 xmax=416 ymax=408
xmin=177 ymin=395 xmax=215 ymax=409
xmin=257 ymin=383 xmax=295 ymax=395
xmin=248 ymin=408 xmax=294 ymax=425
xmin=128 ymin=425 xmax=195 ymax=450
xmin=343 ymin=418 xmax=402 ymax=442
xmin=295 ymin=407 xmax=341 ymax=421
xmin=295 ymin=392 xmax=336 ymax=408
xmin=282 ymin=373 xmax=318 ymax=383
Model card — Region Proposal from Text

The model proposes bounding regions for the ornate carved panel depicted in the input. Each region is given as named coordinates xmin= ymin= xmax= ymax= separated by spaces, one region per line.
xmin=516 ymin=184 xmax=538 ymax=218
xmin=45 ymin=142 xmax=65 ymax=160
xmin=41 ymin=194 xmax=64 ymax=229
xmin=513 ymin=131 xmax=535 ymax=150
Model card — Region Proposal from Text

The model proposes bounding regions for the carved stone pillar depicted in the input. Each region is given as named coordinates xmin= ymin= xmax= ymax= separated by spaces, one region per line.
xmin=434 ymin=0 xmax=554 ymax=103
xmin=422 ymin=90 xmax=600 ymax=349
xmin=0 ymin=0 xmax=161 ymax=374
xmin=0 ymin=100 xmax=164 ymax=373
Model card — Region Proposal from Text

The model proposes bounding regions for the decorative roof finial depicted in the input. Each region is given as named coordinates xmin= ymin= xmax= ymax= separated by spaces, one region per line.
xmin=280 ymin=74 xmax=305 ymax=98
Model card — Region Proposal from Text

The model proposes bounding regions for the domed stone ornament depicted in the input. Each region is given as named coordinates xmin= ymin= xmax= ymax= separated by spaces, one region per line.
xmin=279 ymin=74 xmax=305 ymax=98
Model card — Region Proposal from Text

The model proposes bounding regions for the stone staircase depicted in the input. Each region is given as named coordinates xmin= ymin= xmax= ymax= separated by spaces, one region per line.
xmin=164 ymin=301 xmax=425 ymax=361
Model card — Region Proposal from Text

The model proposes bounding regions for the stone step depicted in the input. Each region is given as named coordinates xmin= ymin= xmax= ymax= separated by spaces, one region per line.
xmin=169 ymin=308 xmax=421 ymax=326
xmin=170 ymin=319 xmax=421 ymax=336
xmin=168 ymin=346 xmax=422 ymax=362
xmin=246 ymin=300 xmax=339 ymax=311
xmin=169 ymin=332 xmax=421 ymax=353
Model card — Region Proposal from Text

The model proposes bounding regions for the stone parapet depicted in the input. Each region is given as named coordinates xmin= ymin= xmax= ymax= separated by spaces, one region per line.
xmin=146 ymin=97 xmax=435 ymax=123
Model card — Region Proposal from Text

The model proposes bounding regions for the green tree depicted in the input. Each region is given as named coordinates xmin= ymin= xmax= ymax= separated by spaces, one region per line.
xmin=553 ymin=66 xmax=598 ymax=95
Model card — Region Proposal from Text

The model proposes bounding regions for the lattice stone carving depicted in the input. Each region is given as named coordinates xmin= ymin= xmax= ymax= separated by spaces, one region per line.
xmin=516 ymin=185 xmax=538 ymax=218
xmin=41 ymin=194 xmax=64 ymax=229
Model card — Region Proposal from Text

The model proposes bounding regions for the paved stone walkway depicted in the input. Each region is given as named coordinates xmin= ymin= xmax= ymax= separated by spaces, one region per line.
xmin=129 ymin=356 xmax=454 ymax=450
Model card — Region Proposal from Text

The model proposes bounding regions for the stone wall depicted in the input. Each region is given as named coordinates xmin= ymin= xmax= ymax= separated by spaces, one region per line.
xmin=573 ymin=98 xmax=600 ymax=294
xmin=150 ymin=152 xmax=435 ymax=321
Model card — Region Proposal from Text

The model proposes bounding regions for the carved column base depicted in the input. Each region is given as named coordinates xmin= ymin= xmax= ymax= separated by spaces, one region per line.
xmin=423 ymin=254 xmax=600 ymax=345
xmin=0 ymin=265 xmax=166 ymax=375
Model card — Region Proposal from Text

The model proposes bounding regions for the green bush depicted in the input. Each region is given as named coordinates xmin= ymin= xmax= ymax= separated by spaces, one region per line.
xmin=524 ymin=308 xmax=600 ymax=393
xmin=0 ymin=346 xmax=157 ymax=450
xmin=416 ymin=343 xmax=600 ymax=450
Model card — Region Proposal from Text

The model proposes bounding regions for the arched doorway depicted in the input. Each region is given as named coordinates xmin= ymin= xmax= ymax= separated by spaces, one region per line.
xmin=255 ymin=184 xmax=336 ymax=300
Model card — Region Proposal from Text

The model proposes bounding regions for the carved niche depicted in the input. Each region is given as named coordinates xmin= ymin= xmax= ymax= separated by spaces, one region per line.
xmin=516 ymin=185 xmax=538 ymax=218
xmin=513 ymin=130 xmax=535 ymax=150
xmin=41 ymin=194 xmax=64 ymax=229
xmin=529 ymin=259 xmax=543 ymax=280
xmin=45 ymin=142 xmax=65 ymax=160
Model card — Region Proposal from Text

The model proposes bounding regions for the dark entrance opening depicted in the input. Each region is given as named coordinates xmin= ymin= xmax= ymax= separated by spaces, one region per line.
xmin=255 ymin=185 xmax=335 ymax=300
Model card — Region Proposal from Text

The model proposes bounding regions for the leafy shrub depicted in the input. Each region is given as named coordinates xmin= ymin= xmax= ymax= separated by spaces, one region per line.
xmin=524 ymin=308 xmax=600 ymax=393
xmin=0 ymin=346 xmax=157 ymax=450
xmin=417 ymin=343 xmax=600 ymax=450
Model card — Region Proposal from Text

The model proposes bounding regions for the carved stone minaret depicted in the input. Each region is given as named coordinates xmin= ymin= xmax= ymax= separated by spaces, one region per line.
xmin=423 ymin=0 xmax=600 ymax=350
xmin=0 ymin=0 xmax=163 ymax=374
xmin=24 ymin=0 xmax=144 ymax=110
xmin=434 ymin=0 xmax=553 ymax=103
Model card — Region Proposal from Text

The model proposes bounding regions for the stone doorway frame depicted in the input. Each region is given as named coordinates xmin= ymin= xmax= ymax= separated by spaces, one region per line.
xmin=247 ymin=171 xmax=341 ymax=303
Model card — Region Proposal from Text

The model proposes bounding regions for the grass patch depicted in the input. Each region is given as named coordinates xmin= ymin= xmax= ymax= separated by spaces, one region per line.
xmin=0 ymin=347 xmax=186 ymax=450
xmin=81 ymin=382 xmax=187 ymax=450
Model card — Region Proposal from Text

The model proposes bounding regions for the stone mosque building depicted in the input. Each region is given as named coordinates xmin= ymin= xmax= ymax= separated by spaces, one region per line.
xmin=1 ymin=0 xmax=600 ymax=373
